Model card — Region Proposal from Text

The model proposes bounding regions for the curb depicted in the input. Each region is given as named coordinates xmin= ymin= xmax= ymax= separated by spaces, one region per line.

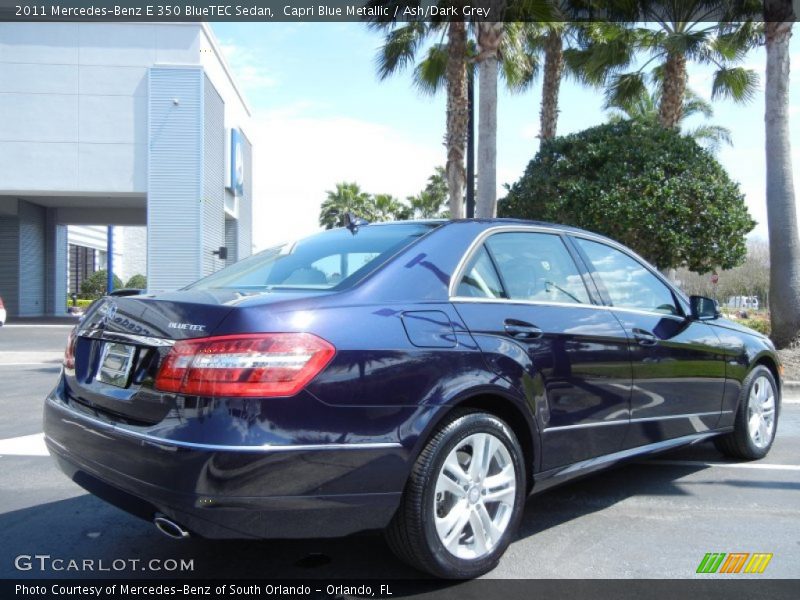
xmin=784 ymin=380 xmax=800 ymax=391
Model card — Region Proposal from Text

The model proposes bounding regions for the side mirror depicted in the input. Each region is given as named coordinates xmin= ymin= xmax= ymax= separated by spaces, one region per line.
xmin=690 ymin=295 xmax=721 ymax=320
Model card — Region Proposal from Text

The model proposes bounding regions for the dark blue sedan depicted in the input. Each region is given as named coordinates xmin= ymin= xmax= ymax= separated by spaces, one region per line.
xmin=44 ymin=219 xmax=781 ymax=578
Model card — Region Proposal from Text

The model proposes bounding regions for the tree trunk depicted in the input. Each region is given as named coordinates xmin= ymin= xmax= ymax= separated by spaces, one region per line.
xmin=539 ymin=29 xmax=564 ymax=141
xmin=765 ymin=13 xmax=800 ymax=348
xmin=659 ymin=52 xmax=687 ymax=129
xmin=445 ymin=20 xmax=468 ymax=219
xmin=475 ymin=22 xmax=504 ymax=218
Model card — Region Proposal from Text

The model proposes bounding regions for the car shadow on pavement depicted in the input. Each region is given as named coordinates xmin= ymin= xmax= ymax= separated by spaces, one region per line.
xmin=0 ymin=441 xmax=747 ymax=584
xmin=515 ymin=442 xmax=723 ymax=540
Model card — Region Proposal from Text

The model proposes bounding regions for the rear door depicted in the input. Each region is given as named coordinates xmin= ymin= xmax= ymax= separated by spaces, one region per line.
xmin=451 ymin=229 xmax=632 ymax=471
xmin=570 ymin=236 xmax=726 ymax=446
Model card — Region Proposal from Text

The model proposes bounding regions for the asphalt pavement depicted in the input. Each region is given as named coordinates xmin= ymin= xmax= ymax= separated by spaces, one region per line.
xmin=1 ymin=324 xmax=798 ymax=582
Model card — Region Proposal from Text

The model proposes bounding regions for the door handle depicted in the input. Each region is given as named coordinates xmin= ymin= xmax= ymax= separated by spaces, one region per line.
xmin=504 ymin=320 xmax=543 ymax=340
xmin=632 ymin=328 xmax=657 ymax=346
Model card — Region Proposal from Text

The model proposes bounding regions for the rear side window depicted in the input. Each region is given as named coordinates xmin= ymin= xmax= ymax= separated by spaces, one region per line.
xmin=485 ymin=232 xmax=591 ymax=304
xmin=457 ymin=246 xmax=506 ymax=298
xmin=575 ymin=237 xmax=679 ymax=315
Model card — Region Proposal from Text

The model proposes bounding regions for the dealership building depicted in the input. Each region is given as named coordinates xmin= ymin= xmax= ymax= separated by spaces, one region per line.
xmin=0 ymin=22 xmax=253 ymax=318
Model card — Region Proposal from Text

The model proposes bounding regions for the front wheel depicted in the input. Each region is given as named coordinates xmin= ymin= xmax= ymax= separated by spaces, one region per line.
xmin=386 ymin=411 xmax=526 ymax=578
xmin=714 ymin=365 xmax=779 ymax=460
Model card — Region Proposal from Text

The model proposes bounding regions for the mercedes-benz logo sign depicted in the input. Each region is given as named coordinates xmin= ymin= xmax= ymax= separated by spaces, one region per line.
xmin=101 ymin=301 xmax=118 ymax=327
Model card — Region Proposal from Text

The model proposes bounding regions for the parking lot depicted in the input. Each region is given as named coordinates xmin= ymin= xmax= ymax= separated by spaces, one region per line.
xmin=1 ymin=324 xmax=798 ymax=581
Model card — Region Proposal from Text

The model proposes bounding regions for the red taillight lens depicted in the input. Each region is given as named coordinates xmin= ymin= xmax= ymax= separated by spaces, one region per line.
xmin=154 ymin=333 xmax=335 ymax=398
xmin=0 ymin=296 xmax=5 ymax=309
xmin=64 ymin=328 xmax=77 ymax=369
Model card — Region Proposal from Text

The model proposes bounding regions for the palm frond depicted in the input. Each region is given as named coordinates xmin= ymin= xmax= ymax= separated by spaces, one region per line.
xmin=688 ymin=124 xmax=734 ymax=153
xmin=413 ymin=43 xmax=448 ymax=95
xmin=682 ymin=89 xmax=714 ymax=119
xmin=604 ymin=72 xmax=647 ymax=110
xmin=711 ymin=67 xmax=759 ymax=103
xmin=375 ymin=22 xmax=430 ymax=80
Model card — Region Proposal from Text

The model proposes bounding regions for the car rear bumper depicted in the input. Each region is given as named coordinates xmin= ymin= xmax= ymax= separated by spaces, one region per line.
xmin=43 ymin=386 xmax=405 ymax=539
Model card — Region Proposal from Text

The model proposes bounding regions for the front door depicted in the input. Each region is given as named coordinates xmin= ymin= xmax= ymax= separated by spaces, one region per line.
xmin=571 ymin=236 xmax=727 ymax=447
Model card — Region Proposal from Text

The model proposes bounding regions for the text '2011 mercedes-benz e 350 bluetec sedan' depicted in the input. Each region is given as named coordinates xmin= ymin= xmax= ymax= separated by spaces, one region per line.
xmin=44 ymin=219 xmax=781 ymax=578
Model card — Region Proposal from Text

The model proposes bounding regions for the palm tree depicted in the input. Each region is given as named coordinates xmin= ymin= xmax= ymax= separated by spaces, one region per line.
xmin=607 ymin=87 xmax=733 ymax=152
xmin=318 ymin=182 xmax=373 ymax=229
xmin=373 ymin=14 xmax=469 ymax=218
xmin=372 ymin=193 xmax=405 ymax=222
xmin=473 ymin=1 xmax=555 ymax=217
xmin=407 ymin=166 xmax=450 ymax=218
xmin=475 ymin=19 xmax=506 ymax=218
xmin=570 ymin=4 xmax=761 ymax=130
xmin=764 ymin=0 xmax=799 ymax=347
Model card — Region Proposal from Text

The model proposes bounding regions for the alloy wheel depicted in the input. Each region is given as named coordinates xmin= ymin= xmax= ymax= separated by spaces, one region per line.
xmin=748 ymin=375 xmax=776 ymax=449
xmin=433 ymin=432 xmax=516 ymax=560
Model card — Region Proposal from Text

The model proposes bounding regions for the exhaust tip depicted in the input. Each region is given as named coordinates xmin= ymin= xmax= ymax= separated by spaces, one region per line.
xmin=153 ymin=514 xmax=190 ymax=540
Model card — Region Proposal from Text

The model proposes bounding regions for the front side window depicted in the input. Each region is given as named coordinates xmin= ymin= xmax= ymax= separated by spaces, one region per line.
xmin=575 ymin=237 xmax=679 ymax=315
xmin=457 ymin=232 xmax=590 ymax=304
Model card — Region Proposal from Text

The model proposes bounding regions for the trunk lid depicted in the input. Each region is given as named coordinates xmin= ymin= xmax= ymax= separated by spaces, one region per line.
xmin=68 ymin=292 xmax=242 ymax=425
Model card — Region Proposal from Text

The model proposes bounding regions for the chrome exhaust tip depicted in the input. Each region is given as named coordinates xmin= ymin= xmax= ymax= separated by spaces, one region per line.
xmin=153 ymin=514 xmax=190 ymax=540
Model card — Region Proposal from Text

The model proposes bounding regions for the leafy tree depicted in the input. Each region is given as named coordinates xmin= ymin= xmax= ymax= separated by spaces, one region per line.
xmin=125 ymin=274 xmax=147 ymax=289
xmin=80 ymin=270 xmax=124 ymax=300
xmin=764 ymin=0 xmax=799 ymax=348
xmin=499 ymin=121 xmax=754 ymax=272
xmin=319 ymin=182 xmax=374 ymax=229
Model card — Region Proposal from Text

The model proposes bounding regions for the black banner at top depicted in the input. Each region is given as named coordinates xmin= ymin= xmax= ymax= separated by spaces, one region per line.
xmin=0 ymin=0 xmax=797 ymax=23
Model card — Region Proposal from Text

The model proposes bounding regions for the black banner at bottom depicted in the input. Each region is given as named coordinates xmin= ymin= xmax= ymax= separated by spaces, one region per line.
xmin=3 ymin=579 xmax=799 ymax=600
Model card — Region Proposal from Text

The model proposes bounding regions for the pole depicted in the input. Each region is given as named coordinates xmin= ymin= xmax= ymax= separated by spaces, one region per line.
xmin=106 ymin=226 xmax=114 ymax=294
xmin=466 ymin=66 xmax=475 ymax=219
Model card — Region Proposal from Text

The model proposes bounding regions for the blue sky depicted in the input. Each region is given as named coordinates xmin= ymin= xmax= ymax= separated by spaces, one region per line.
xmin=211 ymin=22 xmax=800 ymax=250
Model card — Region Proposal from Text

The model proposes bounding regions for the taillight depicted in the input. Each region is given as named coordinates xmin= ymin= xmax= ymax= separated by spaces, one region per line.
xmin=154 ymin=333 xmax=335 ymax=398
xmin=0 ymin=296 xmax=5 ymax=309
xmin=64 ymin=328 xmax=77 ymax=369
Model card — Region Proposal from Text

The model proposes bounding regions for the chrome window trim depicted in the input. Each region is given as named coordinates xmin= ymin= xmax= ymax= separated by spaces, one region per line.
xmin=47 ymin=396 xmax=401 ymax=453
xmin=449 ymin=225 xmax=690 ymax=320
xmin=78 ymin=329 xmax=175 ymax=348
xmin=544 ymin=411 xmax=731 ymax=432
xmin=449 ymin=226 xmax=598 ymax=309
xmin=450 ymin=295 xmax=688 ymax=321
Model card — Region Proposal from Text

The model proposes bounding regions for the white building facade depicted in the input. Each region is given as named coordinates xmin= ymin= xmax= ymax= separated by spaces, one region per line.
xmin=0 ymin=22 xmax=253 ymax=317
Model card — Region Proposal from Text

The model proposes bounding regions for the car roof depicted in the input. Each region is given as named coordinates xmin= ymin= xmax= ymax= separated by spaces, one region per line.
xmin=328 ymin=218 xmax=615 ymax=246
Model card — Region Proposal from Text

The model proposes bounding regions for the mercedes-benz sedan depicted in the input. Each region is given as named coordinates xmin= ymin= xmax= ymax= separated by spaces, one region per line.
xmin=44 ymin=219 xmax=781 ymax=578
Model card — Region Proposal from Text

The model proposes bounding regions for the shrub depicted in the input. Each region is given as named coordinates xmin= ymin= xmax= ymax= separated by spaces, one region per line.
xmin=125 ymin=274 xmax=147 ymax=289
xmin=80 ymin=270 xmax=124 ymax=300
xmin=499 ymin=121 xmax=755 ymax=273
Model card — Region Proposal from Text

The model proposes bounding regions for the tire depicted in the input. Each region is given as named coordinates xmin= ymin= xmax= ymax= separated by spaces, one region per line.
xmin=386 ymin=410 xmax=526 ymax=578
xmin=714 ymin=365 xmax=780 ymax=460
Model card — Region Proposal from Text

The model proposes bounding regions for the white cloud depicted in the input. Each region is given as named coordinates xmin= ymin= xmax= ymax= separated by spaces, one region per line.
xmin=219 ymin=41 xmax=278 ymax=92
xmin=248 ymin=108 xmax=443 ymax=250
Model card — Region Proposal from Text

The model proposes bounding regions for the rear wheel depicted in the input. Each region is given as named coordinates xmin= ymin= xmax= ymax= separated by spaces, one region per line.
xmin=386 ymin=411 xmax=526 ymax=578
xmin=714 ymin=365 xmax=779 ymax=460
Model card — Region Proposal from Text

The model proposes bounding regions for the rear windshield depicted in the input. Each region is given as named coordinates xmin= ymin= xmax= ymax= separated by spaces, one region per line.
xmin=186 ymin=222 xmax=440 ymax=292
